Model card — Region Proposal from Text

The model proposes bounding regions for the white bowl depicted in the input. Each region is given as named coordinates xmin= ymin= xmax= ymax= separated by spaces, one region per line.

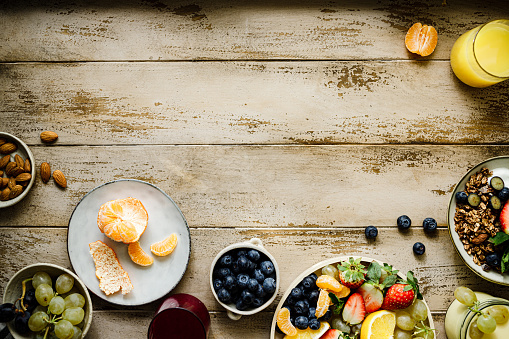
xmin=270 ymin=256 xmax=435 ymax=338
xmin=2 ymin=263 xmax=93 ymax=339
xmin=0 ymin=132 xmax=36 ymax=208
xmin=210 ymin=238 xmax=280 ymax=320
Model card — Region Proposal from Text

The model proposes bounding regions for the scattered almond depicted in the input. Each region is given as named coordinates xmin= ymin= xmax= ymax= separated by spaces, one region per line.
xmin=8 ymin=185 xmax=23 ymax=199
xmin=5 ymin=162 xmax=16 ymax=176
xmin=24 ymin=159 xmax=31 ymax=173
xmin=14 ymin=154 xmax=24 ymax=168
xmin=40 ymin=162 xmax=51 ymax=183
xmin=0 ymin=188 xmax=10 ymax=201
xmin=0 ymin=178 xmax=8 ymax=189
xmin=40 ymin=131 xmax=58 ymax=143
xmin=15 ymin=173 xmax=31 ymax=182
xmin=53 ymin=170 xmax=67 ymax=188
xmin=0 ymin=155 xmax=9 ymax=169
xmin=0 ymin=142 xmax=17 ymax=154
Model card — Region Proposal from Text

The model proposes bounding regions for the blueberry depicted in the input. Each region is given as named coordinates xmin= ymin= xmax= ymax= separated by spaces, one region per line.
xmin=486 ymin=253 xmax=501 ymax=267
xmin=302 ymin=299 xmax=309 ymax=308
xmin=252 ymin=297 xmax=264 ymax=308
xmin=294 ymin=300 xmax=308 ymax=315
xmin=254 ymin=284 xmax=266 ymax=298
xmin=295 ymin=316 xmax=309 ymax=330
xmin=217 ymin=268 xmax=231 ymax=279
xmin=253 ymin=269 xmax=265 ymax=283
xmin=241 ymin=289 xmax=254 ymax=304
xmin=219 ymin=254 xmax=233 ymax=267
xmin=262 ymin=277 xmax=276 ymax=294
xmin=284 ymin=295 xmax=297 ymax=306
xmin=498 ymin=187 xmax=509 ymax=201
xmin=217 ymin=288 xmax=231 ymax=303
xmin=224 ymin=275 xmax=237 ymax=291
xmin=247 ymin=249 xmax=261 ymax=262
xmin=247 ymin=278 xmax=259 ymax=292
xmin=260 ymin=261 xmax=275 ymax=275
xmin=309 ymin=318 xmax=320 ymax=330
xmin=490 ymin=196 xmax=503 ymax=210
xmin=413 ymin=242 xmax=425 ymax=255
xmin=308 ymin=290 xmax=319 ymax=303
xmin=397 ymin=215 xmax=411 ymax=230
xmin=468 ymin=193 xmax=481 ymax=207
xmin=247 ymin=260 xmax=257 ymax=271
xmin=231 ymin=261 xmax=240 ymax=274
xmin=307 ymin=273 xmax=318 ymax=282
xmin=213 ymin=278 xmax=223 ymax=291
xmin=423 ymin=218 xmax=437 ymax=232
xmin=455 ymin=191 xmax=469 ymax=205
xmin=318 ymin=309 xmax=332 ymax=322
xmin=237 ymin=274 xmax=250 ymax=289
xmin=290 ymin=287 xmax=303 ymax=300
xmin=235 ymin=299 xmax=249 ymax=311
xmin=237 ymin=256 xmax=250 ymax=271
xmin=236 ymin=250 xmax=247 ymax=257
xmin=301 ymin=277 xmax=315 ymax=290
xmin=308 ymin=307 xmax=316 ymax=319
xmin=365 ymin=225 xmax=378 ymax=239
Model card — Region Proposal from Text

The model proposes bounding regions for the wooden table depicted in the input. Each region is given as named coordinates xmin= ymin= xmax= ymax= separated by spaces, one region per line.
xmin=1 ymin=0 xmax=509 ymax=338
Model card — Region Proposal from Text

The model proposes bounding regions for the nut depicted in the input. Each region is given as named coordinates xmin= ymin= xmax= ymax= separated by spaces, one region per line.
xmin=40 ymin=162 xmax=51 ymax=183
xmin=10 ymin=167 xmax=24 ymax=177
xmin=53 ymin=170 xmax=67 ymax=188
xmin=24 ymin=159 xmax=31 ymax=173
xmin=8 ymin=185 xmax=23 ymax=199
xmin=7 ymin=177 xmax=16 ymax=190
xmin=0 ymin=142 xmax=17 ymax=154
xmin=0 ymin=155 xmax=9 ymax=169
xmin=40 ymin=131 xmax=58 ymax=143
xmin=0 ymin=138 xmax=6 ymax=146
xmin=0 ymin=178 xmax=8 ymax=189
xmin=14 ymin=154 xmax=24 ymax=168
xmin=0 ymin=170 xmax=3 ymax=177
xmin=0 ymin=187 xmax=10 ymax=201
xmin=5 ymin=162 xmax=16 ymax=176
xmin=471 ymin=233 xmax=489 ymax=245
xmin=15 ymin=173 xmax=31 ymax=182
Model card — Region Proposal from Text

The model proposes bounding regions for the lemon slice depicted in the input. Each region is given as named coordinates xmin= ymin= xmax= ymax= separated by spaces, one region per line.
xmin=284 ymin=321 xmax=330 ymax=339
xmin=360 ymin=310 xmax=396 ymax=339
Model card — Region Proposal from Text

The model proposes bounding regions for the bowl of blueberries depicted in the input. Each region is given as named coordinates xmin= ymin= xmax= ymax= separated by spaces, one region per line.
xmin=210 ymin=238 xmax=280 ymax=320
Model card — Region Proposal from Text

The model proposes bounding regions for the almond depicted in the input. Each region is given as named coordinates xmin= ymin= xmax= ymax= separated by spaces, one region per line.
xmin=40 ymin=162 xmax=51 ymax=183
xmin=0 ymin=142 xmax=17 ymax=154
xmin=0 ymin=178 xmax=8 ymax=189
xmin=0 ymin=170 xmax=3 ymax=177
xmin=10 ymin=167 xmax=24 ymax=177
xmin=40 ymin=131 xmax=58 ymax=143
xmin=53 ymin=170 xmax=67 ymax=188
xmin=0 ymin=155 xmax=9 ymax=169
xmin=0 ymin=187 xmax=10 ymax=201
xmin=15 ymin=154 xmax=24 ymax=168
xmin=24 ymin=159 xmax=31 ymax=173
xmin=0 ymin=137 xmax=6 ymax=146
xmin=8 ymin=185 xmax=23 ymax=199
xmin=5 ymin=162 xmax=16 ymax=176
xmin=7 ymin=177 xmax=16 ymax=190
xmin=15 ymin=173 xmax=31 ymax=182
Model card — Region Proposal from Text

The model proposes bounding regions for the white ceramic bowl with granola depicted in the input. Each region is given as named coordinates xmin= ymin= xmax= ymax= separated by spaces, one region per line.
xmin=447 ymin=156 xmax=509 ymax=286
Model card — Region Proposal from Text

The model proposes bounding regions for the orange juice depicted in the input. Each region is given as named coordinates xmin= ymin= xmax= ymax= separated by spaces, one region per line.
xmin=450 ymin=20 xmax=509 ymax=87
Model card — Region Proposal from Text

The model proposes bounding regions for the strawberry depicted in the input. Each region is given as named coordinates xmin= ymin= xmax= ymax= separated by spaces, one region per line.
xmin=500 ymin=202 xmax=509 ymax=234
xmin=337 ymin=257 xmax=366 ymax=289
xmin=342 ymin=293 xmax=366 ymax=325
xmin=381 ymin=271 xmax=422 ymax=310
xmin=320 ymin=329 xmax=340 ymax=339
xmin=357 ymin=283 xmax=384 ymax=313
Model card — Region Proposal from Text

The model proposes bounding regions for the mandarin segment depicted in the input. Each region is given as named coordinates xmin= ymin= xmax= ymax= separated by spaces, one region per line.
xmin=150 ymin=233 xmax=178 ymax=256
xmin=128 ymin=241 xmax=154 ymax=266
xmin=315 ymin=289 xmax=331 ymax=318
xmin=316 ymin=274 xmax=343 ymax=292
xmin=97 ymin=197 xmax=148 ymax=244
xmin=329 ymin=285 xmax=351 ymax=302
xmin=276 ymin=307 xmax=297 ymax=336
xmin=405 ymin=23 xmax=438 ymax=57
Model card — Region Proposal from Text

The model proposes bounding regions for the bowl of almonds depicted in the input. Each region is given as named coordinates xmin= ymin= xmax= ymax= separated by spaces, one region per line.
xmin=0 ymin=132 xmax=35 ymax=208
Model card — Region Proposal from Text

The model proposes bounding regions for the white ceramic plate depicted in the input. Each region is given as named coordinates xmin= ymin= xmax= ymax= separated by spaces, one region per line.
xmin=270 ymin=256 xmax=434 ymax=338
xmin=68 ymin=179 xmax=191 ymax=306
xmin=448 ymin=156 xmax=509 ymax=286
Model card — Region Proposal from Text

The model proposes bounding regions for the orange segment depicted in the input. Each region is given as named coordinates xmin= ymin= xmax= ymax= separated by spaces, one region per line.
xmin=128 ymin=241 xmax=154 ymax=266
xmin=276 ymin=307 xmax=297 ymax=336
xmin=315 ymin=289 xmax=330 ymax=318
xmin=405 ymin=23 xmax=438 ymax=57
xmin=329 ymin=285 xmax=351 ymax=302
xmin=97 ymin=197 xmax=148 ymax=244
xmin=150 ymin=233 xmax=178 ymax=256
xmin=316 ymin=274 xmax=343 ymax=292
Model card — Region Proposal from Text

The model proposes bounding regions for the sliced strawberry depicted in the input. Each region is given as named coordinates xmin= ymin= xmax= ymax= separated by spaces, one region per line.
xmin=357 ymin=282 xmax=384 ymax=313
xmin=320 ymin=329 xmax=340 ymax=339
xmin=342 ymin=292 xmax=366 ymax=325
xmin=381 ymin=283 xmax=415 ymax=310
xmin=500 ymin=202 xmax=509 ymax=234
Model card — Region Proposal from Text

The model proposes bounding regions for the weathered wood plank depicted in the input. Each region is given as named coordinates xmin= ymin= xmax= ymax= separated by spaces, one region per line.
xmin=1 ymin=145 xmax=509 ymax=227
xmin=0 ymin=62 xmax=508 ymax=145
xmin=1 ymin=227 xmax=508 ymax=315
xmin=0 ymin=0 xmax=507 ymax=61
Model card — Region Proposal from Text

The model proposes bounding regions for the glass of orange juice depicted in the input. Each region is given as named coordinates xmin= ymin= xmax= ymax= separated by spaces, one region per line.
xmin=450 ymin=19 xmax=509 ymax=88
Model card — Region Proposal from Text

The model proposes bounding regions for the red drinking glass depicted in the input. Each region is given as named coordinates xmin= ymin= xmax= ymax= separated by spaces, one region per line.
xmin=148 ymin=294 xmax=210 ymax=339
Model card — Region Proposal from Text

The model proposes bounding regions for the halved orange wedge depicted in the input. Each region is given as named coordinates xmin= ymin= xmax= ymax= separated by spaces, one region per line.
xmin=128 ymin=241 xmax=154 ymax=266
xmin=97 ymin=197 xmax=148 ymax=244
xmin=150 ymin=233 xmax=178 ymax=256
xmin=315 ymin=289 xmax=331 ymax=318
xmin=276 ymin=307 xmax=297 ymax=336
xmin=405 ymin=23 xmax=438 ymax=57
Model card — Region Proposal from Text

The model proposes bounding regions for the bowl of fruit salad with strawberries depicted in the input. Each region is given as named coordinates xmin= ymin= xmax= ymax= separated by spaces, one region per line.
xmin=271 ymin=256 xmax=434 ymax=339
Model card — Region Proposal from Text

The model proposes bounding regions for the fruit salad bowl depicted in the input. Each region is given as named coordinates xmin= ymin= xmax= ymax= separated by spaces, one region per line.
xmin=270 ymin=256 xmax=434 ymax=339
xmin=2 ymin=263 xmax=93 ymax=339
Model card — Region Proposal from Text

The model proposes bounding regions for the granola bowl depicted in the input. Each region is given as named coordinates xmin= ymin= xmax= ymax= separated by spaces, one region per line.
xmin=447 ymin=156 xmax=509 ymax=286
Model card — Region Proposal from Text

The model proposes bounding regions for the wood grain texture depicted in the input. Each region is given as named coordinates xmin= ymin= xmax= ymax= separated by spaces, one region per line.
xmin=0 ymin=0 xmax=507 ymax=61
xmin=1 ymin=145 xmax=508 ymax=227
xmin=0 ymin=62 xmax=508 ymax=145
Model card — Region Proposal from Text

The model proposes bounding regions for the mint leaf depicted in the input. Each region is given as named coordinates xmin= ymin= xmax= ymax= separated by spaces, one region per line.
xmin=366 ymin=261 xmax=382 ymax=282
xmin=502 ymin=247 xmax=509 ymax=273
xmin=381 ymin=274 xmax=397 ymax=289
xmin=329 ymin=292 xmax=346 ymax=314
xmin=489 ymin=232 xmax=509 ymax=246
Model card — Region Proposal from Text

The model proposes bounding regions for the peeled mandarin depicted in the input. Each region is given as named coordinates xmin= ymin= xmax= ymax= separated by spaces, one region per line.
xmin=405 ymin=23 xmax=438 ymax=57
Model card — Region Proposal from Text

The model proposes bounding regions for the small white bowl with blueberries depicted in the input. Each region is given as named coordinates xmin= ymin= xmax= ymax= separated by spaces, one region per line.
xmin=210 ymin=238 xmax=279 ymax=320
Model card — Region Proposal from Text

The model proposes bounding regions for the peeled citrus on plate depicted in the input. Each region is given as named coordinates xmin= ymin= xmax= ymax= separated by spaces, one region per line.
xmin=150 ymin=233 xmax=178 ymax=256
xmin=360 ymin=310 xmax=396 ymax=339
xmin=314 ymin=289 xmax=331 ymax=318
xmin=316 ymin=274 xmax=343 ymax=292
xmin=128 ymin=241 xmax=154 ymax=266
xmin=405 ymin=23 xmax=438 ymax=56
xmin=97 ymin=197 xmax=148 ymax=244
xmin=283 ymin=321 xmax=329 ymax=339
